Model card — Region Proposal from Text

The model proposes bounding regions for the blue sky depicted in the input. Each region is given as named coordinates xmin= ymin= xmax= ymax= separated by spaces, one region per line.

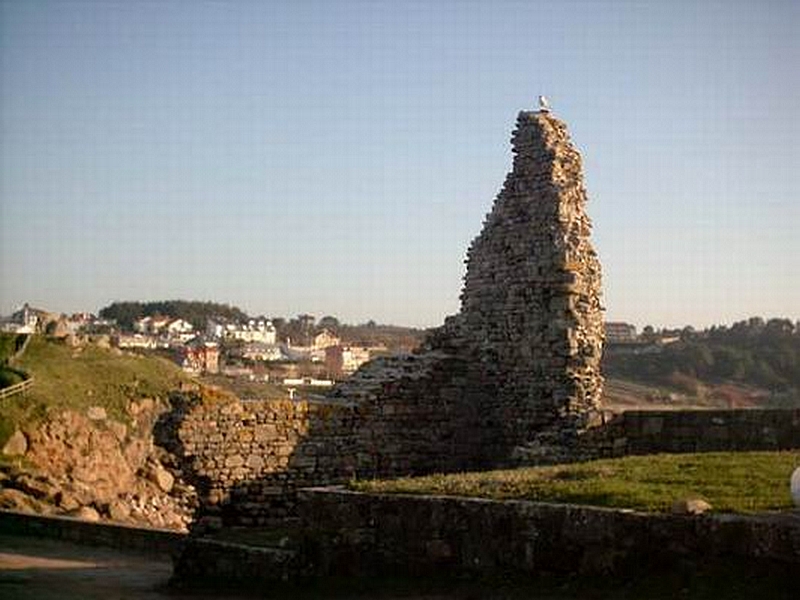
xmin=1 ymin=0 xmax=798 ymax=328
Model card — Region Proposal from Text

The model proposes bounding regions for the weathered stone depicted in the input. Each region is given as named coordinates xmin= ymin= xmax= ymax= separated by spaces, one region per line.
xmin=246 ymin=455 xmax=265 ymax=470
xmin=12 ymin=473 xmax=60 ymax=501
xmin=108 ymin=499 xmax=132 ymax=521
xmin=161 ymin=106 xmax=607 ymax=526
xmin=56 ymin=491 xmax=80 ymax=512
xmin=87 ymin=406 xmax=107 ymax=421
xmin=72 ymin=505 xmax=101 ymax=522
xmin=147 ymin=463 xmax=175 ymax=493
xmin=671 ymin=498 xmax=712 ymax=515
xmin=2 ymin=429 xmax=28 ymax=456
xmin=107 ymin=420 xmax=128 ymax=442
xmin=0 ymin=488 xmax=51 ymax=514
xmin=225 ymin=454 xmax=244 ymax=468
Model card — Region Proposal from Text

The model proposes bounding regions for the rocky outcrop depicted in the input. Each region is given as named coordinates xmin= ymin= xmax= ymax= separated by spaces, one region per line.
xmin=0 ymin=398 xmax=198 ymax=531
xmin=2 ymin=429 xmax=27 ymax=456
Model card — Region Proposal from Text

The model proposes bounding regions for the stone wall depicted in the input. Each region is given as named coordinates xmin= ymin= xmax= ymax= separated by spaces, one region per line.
xmin=170 ymin=488 xmax=800 ymax=587
xmin=164 ymin=363 xmax=488 ymax=525
xmin=171 ymin=107 xmax=607 ymax=523
xmin=590 ymin=409 xmax=800 ymax=457
xmin=297 ymin=488 xmax=800 ymax=579
xmin=323 ymin=107 xmax=605 ymax=466
xmin=169 ymin=386 xmax=800 ymax=525
xmin=448 ymin=110 xmax=604 ymax=451
xmin=0 ymin=509 xmax=185 ymax=555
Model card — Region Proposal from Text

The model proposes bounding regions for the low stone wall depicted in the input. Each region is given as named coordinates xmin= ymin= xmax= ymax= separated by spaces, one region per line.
xmin=592 ymin=409 xmax=800 ymax=457
xmin=297 ymin=488 xmax=800 ymax=579
xmin=164 ymin=368 xmax=488 ymax=526
xmin=164 ymin=392 xmax=360 ymax=525
xmin=166 ymin=384 xmax=800 ymax=525
xmin=171 ymin=536 xmax=301 ymax=588
xmin=0 ymin=509 xmax=185 ymax=555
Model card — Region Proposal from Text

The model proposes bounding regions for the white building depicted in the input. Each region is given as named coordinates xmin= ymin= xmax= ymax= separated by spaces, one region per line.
xmin=207 ymin=317 xmax=276 ymax=344
xmin=1 ymin=304 xmax=39 ymax=334
xmin=241 ymin=342 xmax=285 ymax=362
xmin=134 ymin=315 xmax=172 ymax=335
xmin=117 ymin=333 xmax=158 ymax=349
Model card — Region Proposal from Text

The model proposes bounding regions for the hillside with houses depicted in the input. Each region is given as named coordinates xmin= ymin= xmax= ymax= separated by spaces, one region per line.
xmin=0 ymin=303 xmax=425 ymax=396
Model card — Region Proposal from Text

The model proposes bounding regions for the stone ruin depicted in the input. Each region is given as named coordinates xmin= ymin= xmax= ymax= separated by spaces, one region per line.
xmin=335 ymin=105 xmax=605 ymax=464
xmin=437 ymin=107 xmax=605 ymax=458
xmin=165 ymin=105 xmax=606 ymax=528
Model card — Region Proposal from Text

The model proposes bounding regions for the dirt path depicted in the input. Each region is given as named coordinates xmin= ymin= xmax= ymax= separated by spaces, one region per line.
xmin=0 ymin=534 xmax=532 ymax=600
xmin=0 ymin=533 xmax=583 ymax=600
xmin=0 ymin=533 xmax=181 ymax=599
xmin=1 ymin=533 xmax=791 ymax=600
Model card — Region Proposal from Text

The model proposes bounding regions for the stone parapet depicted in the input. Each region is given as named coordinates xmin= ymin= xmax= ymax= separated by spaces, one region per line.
xmin=298 ymin=487 xmax=800 ymax=579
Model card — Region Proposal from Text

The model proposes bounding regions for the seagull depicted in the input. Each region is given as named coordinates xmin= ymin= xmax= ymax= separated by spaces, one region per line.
xmin=538 ymin=95 xmax=551 ymax=112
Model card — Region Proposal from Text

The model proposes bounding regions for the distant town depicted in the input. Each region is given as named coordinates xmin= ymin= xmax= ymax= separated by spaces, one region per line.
xmin=0 ymin=302 xmax=426 ymax=393
xmin=3 ymin=302 xmax=799 ymax=407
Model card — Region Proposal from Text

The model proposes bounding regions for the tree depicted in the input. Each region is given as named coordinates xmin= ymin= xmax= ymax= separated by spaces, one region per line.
xmin=99 ymin=300 xmax=248 ymax=331
xmin=318 ymin=315 xmax=341 ymax=332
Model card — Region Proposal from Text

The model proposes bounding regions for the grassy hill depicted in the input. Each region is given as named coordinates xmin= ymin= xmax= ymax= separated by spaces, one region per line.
xmin=0 ymin=335 xmax=190 ymax=448
xmin=602 ymin=318 xmax=800 ymax=409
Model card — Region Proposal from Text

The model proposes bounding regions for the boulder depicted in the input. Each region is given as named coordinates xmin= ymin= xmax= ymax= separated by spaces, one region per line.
xmin=13 ymin=473 xmax=59 ymax=501
xmin=72 ymin=505 xmax=101 ymax=522
xmin=147 ymin=463 xmax=174 ymax=493
xmin=2 ymin=429 xmax=28 ymax=456
xmin=671 ymin=498 xmax=712 ymax=515
xmin=108 ymin=499 xmax=131 ymax=522
xmin=56 ymin=491 xmax=80 ymax=512
xmin=107 ymin=421 xmax=127 ymax=442
xmin=87 ymin=406 xmax=107 ymax=421
xmin=0 ymin=488 xmax=53 ymax=514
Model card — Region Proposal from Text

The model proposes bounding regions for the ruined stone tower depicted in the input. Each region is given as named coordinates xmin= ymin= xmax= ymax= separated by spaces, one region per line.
xmin=432 ymin=107 xmax=604 ymax=456
xmin=331 ymin=105 xmax=604 ymax=468
xmin=163 ymin=107 xmax=607 ymax=533
xmin=465 ymin=109 xmax=603 ymax=447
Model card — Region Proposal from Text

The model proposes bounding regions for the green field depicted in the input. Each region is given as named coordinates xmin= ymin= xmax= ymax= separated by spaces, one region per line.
xmin=0 ymin=335 xmax=189 ymax=448
xmin=351 ymin=451 xmax=800 ymax=513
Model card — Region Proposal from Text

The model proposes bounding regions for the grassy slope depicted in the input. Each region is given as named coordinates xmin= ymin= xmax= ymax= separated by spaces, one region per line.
xmin=0 ymin=335 xmax=189 ymax=447
xmin=351 ymin=451 xmax=800 ymax=513
xmin=0 ymin=334 xmax=21 ymax=363
xmin=199 ymin=374 xmax=286 ymax=400
xmin=0 ymin=334 xmax=27 ymax=389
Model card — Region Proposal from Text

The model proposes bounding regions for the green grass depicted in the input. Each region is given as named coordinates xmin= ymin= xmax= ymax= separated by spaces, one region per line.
xmin=199 ymin=373 xmax=286 ymax=400
xmin=0 ymin=333 xmax=28 ymax=391
xmin=0 ymin=333 xmax=25 ymax=364
xmin=350 ymin=451 xmax=800 ymax=513
xmin=0 ymin=367 xmax=25 ymax=388
xmin=0 ymin=335 xmax=190 ymax=447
